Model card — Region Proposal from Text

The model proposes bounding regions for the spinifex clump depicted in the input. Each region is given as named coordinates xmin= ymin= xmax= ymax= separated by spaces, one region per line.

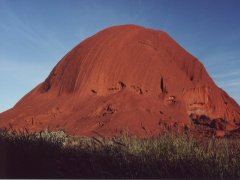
xmin=0 ymin=129 xmax=240 ymax=178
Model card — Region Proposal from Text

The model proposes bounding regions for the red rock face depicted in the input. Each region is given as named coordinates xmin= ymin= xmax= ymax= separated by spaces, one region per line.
xmin=0 ymin=24 xmax=239 ymax=137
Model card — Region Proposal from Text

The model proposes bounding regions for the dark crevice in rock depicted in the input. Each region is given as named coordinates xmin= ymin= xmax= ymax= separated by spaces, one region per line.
xmin=130 ymin=85 xmax=143 ymax=95
xmin=108 ymin=81 xmax=126 ymax=92
xmin=160 ymin=77 xmax=168 ymax=93
xmin=141 ymin=122 xmax=147 ymax=131
xmin=234 ymin=118 xmax=240 ymax=126
xmin=91 ymin=89 xmax=97 ymax=94
xmin=118 ymin=81 xmax=126 ymax=89
xmin=167 ymin=95 xmax=177 ymax=103
xmin=102 ymin=104 xmax=116 ymax=116
xmin=160 ymin=77 xmax=164 ymax=92
xmin=190 ymin=75 xmax=194 ymax=81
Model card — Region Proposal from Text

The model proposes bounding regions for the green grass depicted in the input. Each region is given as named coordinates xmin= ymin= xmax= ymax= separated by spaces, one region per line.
xmin=0 ymin=128 xmax=240 ymax=178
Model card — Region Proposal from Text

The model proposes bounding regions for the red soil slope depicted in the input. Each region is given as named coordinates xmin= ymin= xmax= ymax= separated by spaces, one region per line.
xmin=0 ymin=25 xmax=239 ymax=137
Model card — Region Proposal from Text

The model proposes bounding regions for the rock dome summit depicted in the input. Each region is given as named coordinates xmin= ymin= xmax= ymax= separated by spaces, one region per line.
xmin=0 ymin=25 xmax=240 ymax=137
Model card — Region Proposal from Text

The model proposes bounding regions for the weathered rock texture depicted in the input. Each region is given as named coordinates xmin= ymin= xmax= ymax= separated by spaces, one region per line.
xmin=0 ymin=25 xmax=239 ymax=137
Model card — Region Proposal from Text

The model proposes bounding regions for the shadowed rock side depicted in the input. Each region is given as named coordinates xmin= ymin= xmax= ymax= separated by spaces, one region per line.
xmin=0 ymin=24 xmax=239 ymax=137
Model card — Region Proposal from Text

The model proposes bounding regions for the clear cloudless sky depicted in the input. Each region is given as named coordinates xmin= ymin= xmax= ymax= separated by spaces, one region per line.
xmin=0 ymin=0 xmax=240 ymax=112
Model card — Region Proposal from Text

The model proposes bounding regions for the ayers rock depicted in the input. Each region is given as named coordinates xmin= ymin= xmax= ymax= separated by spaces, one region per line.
xmin=0 ymin=24 xmax=240 ymax=137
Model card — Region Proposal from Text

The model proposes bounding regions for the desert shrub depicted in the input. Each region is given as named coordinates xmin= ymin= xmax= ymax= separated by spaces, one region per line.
xmin=37 ymin=129 xmax=67 ymax=143
xmin=0 ymin=129 xmax=240 ymax=178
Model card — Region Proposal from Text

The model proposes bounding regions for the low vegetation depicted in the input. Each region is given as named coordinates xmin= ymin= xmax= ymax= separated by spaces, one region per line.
xmin=0 ymin=129 xmax=240 ymax=178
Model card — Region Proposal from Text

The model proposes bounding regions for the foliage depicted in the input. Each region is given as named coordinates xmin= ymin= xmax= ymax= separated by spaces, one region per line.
xmin=0 ymin=129 xmax=240 ymax=178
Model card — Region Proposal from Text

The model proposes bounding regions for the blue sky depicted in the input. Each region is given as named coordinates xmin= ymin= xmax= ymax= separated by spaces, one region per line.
xmin=0 ymin=0 xmax=239 ymax=112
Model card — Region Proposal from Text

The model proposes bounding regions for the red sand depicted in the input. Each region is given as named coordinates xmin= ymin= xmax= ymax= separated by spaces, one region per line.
xmin=0 ymin=24 xmax=239 ymax=137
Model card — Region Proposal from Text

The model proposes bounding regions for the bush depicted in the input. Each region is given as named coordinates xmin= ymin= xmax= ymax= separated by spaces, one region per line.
xmin=0 ymin=129 xmax=240 ymax=178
